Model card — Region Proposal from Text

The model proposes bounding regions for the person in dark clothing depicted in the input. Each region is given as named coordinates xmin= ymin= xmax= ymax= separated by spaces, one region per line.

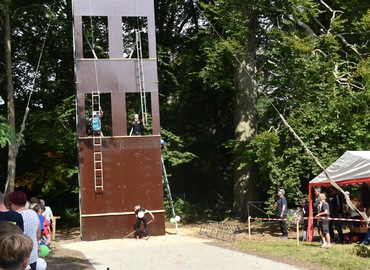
xmin=361 ymin=223 xmax=370 ymax=245
xmin=329 ymin=187 xmax=344 ymax=243
xmin=0 ymin=221 xmax=33 ymax=270
xmin=277 ymin=189 xmax=288 ymax=238
xmin=134 ymin=205 xmax=155 ymax=240
xmin=361 ymin=183 xmax=370 ymax=216
xmin=131 ymin=114 xmax=143 ymax=136
xmin=0 ymin=192 xmax=24 ymax=231
xmin=299 ymin=199 xmax=309 ymax=241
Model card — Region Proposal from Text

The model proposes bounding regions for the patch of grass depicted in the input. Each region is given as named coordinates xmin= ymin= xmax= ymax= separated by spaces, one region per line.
xmin=233 ymin=239 xmax=370 ymax=270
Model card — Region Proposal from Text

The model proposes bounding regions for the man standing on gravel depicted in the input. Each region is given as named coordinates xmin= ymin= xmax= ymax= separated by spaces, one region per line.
xmin=277 ymin=189 xmax=288 ymax=238
xmin=134 ymin=205 xmax=155 ymax=240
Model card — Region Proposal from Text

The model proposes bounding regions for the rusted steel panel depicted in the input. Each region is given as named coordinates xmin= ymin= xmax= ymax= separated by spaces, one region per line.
xmin=78 ymin=136 xmax=165 ymax=240
xmin=81 ymin=214 xmax=165 ymax=240
xmin=74 ymin=0 xmax=163 ymax=240
xmin=147 ymin=16 xmax=157 ymax=58
xmin=151 ymin=92 xmax=160 ymax=135
xmin=75 ymin=60 xmax=158 ymax=93
xmin=111 ymin=93 xmax=126 ymax=136
xmin=73 ymin=16 xmax=83 ymax=59
xmin=108 ymin=16 xmax=124 ymax=58
xmin=76 ymin=93 xmax=86 ymax=137
xmin=73 ymin=0 xmax=154 ymax=17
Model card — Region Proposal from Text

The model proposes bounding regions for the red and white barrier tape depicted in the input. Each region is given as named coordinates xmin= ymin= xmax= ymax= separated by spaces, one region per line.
xmin=249 ymin=216 xmax=367 ymax=222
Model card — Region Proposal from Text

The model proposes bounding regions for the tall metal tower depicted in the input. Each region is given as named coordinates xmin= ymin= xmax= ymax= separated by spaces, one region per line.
xmin=72 ymin=0 xmax=164 ymax=241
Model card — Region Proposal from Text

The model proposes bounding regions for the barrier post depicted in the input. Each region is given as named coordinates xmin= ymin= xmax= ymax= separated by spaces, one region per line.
xmin=296 ymin=218 xmax=299 ymax=246
xmin=52 ymin=216 xmax=61 ymax=241
xmin=248 ymin=216 xmax=251 ymax=240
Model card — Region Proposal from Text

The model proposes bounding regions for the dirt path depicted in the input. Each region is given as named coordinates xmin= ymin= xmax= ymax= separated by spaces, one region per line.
xmin=62 ymin=236 xmax=308 ymax=270
xmin=45 ymin=222 xmax=332 ymax=270
xmin=50 ymin=227 xmax=308 ymax=270
xmin=46 ymin=228 xmax=94 ymax=270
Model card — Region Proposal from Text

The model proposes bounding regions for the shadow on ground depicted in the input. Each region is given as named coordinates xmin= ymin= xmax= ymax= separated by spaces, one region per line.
xmin=46 ymin=227 xmax=94 ymax=270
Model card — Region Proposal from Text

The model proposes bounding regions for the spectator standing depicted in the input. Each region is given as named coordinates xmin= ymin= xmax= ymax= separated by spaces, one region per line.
xmin=8 ymin=191 xmax=41 ymax=270
xmin=0 ymin=192 xmax=24 ymax=231
xmin=314 ymin=188 xmax=322 ymax=211
xmin=329 ymin=187 xmax=344 ymax=243
xmin=361 ymin=223 xmax=370 ymax=245
xmin=0 ymin=220 xmax=23 ymax=235
xmin=314 ymin=187 xmax=322 ymax=236
xmin=299 ymin=199 xmax=309 ymax=241
xmin=361 ymin=183 xmax=370 ymax=216
xmin=40 ymin=199 xmax=54 ymax=229
xmin=277 ymin=189 xmax=288 ymax=238
xmin=41 ymin=218 xmax=52 ymax=247
xmin=30 ymin=204 xmax=44 ymax=237
xmin=323 ymin=191 xmax=335 ymax=241
xmin=0 ymin=234 xmax=33 ymax=270
xmin=316 ymin=193 xmax=331 ymax=248
xmin=0 ymin=221 xmax=33 ymax=270
xmin=347 ymin=195 xmax=361 ymax=228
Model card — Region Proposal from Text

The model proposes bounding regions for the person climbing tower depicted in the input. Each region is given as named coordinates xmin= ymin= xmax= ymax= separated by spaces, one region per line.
xmin=89 ymin=106 xmax=103 ymax=136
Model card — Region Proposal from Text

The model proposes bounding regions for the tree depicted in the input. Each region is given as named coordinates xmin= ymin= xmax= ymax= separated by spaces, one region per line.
xmin=198 ymin=0 xmax=370 ymax=218
xmin=252 ymin=0 xmax=370 ymax=210
xmin=0 ymin=0 xmax=77 ymax=200
xmin=2 ymin=0 xmax=17 ymax=194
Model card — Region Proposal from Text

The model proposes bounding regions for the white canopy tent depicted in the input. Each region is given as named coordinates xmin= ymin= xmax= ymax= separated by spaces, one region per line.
xmin=307 ymin=151 xmax=370 ymax=241
xmin=309 ymin=151 xmax=370 ymax=187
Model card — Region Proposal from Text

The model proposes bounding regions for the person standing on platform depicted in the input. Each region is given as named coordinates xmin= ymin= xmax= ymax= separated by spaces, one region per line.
xmin=131 ymin=114 xmax=143 ymax=136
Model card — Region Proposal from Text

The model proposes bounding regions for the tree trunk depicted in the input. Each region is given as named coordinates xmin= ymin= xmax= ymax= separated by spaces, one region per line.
xmin=4 ymin=0 xmax=16 ymax=195
xmin=233 ymin=9 xmax=259 ymax=220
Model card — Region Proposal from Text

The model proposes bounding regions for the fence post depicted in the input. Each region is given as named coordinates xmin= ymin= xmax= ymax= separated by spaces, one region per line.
xmin=52 ymin=216 xmax=61 ymax=241
xmin=296 ymin=218 xmax=299 ymax=246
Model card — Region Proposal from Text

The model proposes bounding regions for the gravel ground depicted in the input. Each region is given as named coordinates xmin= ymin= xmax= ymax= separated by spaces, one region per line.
xmin=60 ymin=229 xmax=309 ymax=270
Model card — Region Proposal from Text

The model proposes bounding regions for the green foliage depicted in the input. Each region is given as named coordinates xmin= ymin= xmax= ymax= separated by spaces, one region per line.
xmin=235 ymin=235 xmax=370 ymax=270
xmin=0 ymin=116 xmax=12 ymax=148
xmin=1 ymin=0 xmax=369 ymax=224
xmin=357 ymin=57 xmax=370 ymax=87
xmin=353 ymin=244 xmax=370 ymax=258
xmin=160 ymin=129 xmax=197 ymax=167
xmin=165 ymin=197 xmax=232 ymax=223
xmin=64 ymin=208 xmax=80 ymax=227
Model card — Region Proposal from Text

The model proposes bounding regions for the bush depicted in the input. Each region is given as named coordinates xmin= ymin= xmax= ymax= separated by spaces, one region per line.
xmin=64 ymin=208 xmax=80 ymax=227
xmin=353 ymin=244 xmax=370 ymax=258
xmin=164 ymin=198 xmax=232 ymax=223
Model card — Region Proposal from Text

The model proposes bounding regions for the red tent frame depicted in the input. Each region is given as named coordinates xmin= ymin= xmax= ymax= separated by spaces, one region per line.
xmin=308 ymin=177 xmax=370 ymax=241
